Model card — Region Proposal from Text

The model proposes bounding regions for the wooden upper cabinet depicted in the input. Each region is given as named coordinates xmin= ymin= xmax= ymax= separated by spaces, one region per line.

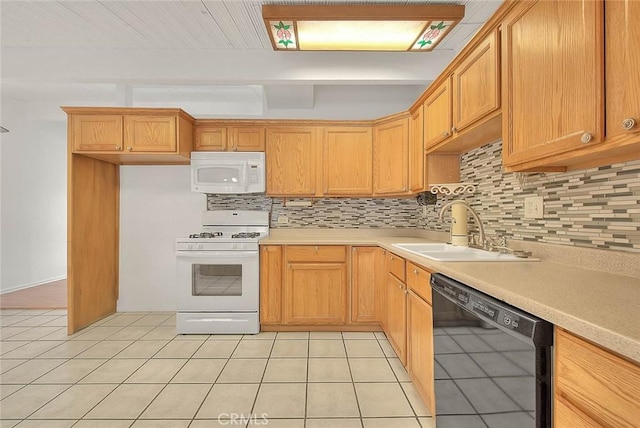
xmin=124 ymin=115 xmax=176 ymax=152
xmin=408 ymin=106 xmax=425 ymax=192
xmin=350 ymin=246 xmax=377 ymax=324
xmin=194 ymin=126 xmax=227 ymax=151
xmin=605 ymin=0 xmax=640 ymax=141
xmin=266 ymin=127 xmax=320 ymax=196
xmin=452 ymin=29 xmax=500 ymax=133
xmin=71 ymin=114 xmax=123 ymax=152
xmin=323 ymin=126 xmax=373 ymax=196
xmin=501 ymin=0 xmax=605 ymax=170
xmin=232 ymin=127 xmax=266 ymax=151
xmin=423 ymin=78 xmax=452 ymax=150
xmin=373 ymin=117 xmax=409 ymax=195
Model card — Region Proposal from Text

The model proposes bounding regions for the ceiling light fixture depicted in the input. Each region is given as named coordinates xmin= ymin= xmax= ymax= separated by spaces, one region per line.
xmin=262 ymin=4 xmax=465 ymax=52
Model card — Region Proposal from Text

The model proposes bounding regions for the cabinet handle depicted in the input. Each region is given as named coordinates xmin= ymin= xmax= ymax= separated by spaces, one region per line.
xmin=580 ymin=133 xmax=593 ymax=144
xmin=622 ymin=118 xmax=636 ymax=131
xmin=413 ymin=269 xmax=418 ymax=275
xmin=127 ymin=146 xmax=133 ymax=151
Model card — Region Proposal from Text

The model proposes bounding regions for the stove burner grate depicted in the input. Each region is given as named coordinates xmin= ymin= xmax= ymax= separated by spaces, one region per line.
xmin=189 ymin=232 xmax=223 ymax=239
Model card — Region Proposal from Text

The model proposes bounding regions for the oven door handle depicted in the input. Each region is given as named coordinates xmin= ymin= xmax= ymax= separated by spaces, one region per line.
xmin=176 ymin=251 xmax=258 ymax=258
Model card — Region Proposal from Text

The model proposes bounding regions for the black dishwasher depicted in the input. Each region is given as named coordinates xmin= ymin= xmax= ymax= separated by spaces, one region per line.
xmin=430 ymin=273 xmax=553 ymax=428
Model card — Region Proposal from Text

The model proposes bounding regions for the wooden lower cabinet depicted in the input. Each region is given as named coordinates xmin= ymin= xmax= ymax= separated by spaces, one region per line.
xmin=350 ymin=247 xmax=378 ymax=323
xmin=407 ymin=290 xmax=435 ymax=417
xmin=554 ymin=328 xmax=640 ymax=427
xmin=259 ymin=246 xmax=282 ymax=325
xmin=387 ymin=273 xmax=407 ymax=365
xmin=375 ymin=248 xmax=388 ymax=330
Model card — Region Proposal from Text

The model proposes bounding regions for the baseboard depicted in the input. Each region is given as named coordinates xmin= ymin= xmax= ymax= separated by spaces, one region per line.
xmin=0 ymin=275 xmax=67 ymax=295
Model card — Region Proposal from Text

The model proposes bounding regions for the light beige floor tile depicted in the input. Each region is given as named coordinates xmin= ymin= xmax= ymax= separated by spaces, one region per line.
xmin=363 ymin=418 xmax=421 ymax=427
xmin=98 ymin=313 xmax=145 ymax=327
xmin=12 ymin=315 xmax=62 ymax=327
xmin=6 ymin=327 xmax=63 ymax=341
xmin=41 ymin=317 xmax=68 ymax=328
xmin=36 ymin=341 xmax=98 ymax=359
xmin=378 ymin=339 xmax=399 ymax=358
xmin=33 ymin=359 xmax=106 ymax=384
xmin=217 ymin=358 xmax=267 ymax=383
xmin=1 ymin=340 xmax=64 ymax=359
xmin=70 ymin=327 xmax=123 ymax=341
xmin=29 ymin=384 xmax=116 ymax=419
xmin=0 ymin=341 xmax=29 ymax=355
xmin=306 ymin=419 xmax=362 ymax=428
xmin=344 ymin=340 xmax=384 ymax=358
xmin=249 ymin=419 xmax=304 ymax=427
xmin=1 ymin=359 xmax=67 ymax=384
xmin=355 ymin=383 xmax=414 ymax=417
xmin=1 ymin=327 xmax=31 ymax=340
xmin=241 ymin=331 xmax=276 ymax=340
xmin=193 ymin=340 xmax=239 ymax=358
xmin=252 ymin=383 xmax=306 ymax=418
xmin=72 ymin=421 xmax=133 ymax=428
xmin=141 ymin=326 xmax=177 ymax=340
xmin=270 ymin=339 xmax=308 ymax=358
xmin=85 ymin=383 xmax=164 ymax=419
xmin=308 ymin=358 xmax=352 ymax=382
xmin=161 ymin=316 xmax=176 ymax=327
xmin=131 ymin=421 xmax=190 ymax=428
xmin=0 ymin=384 xmax=24 ymax=400
xmin=79 ymin=359 xmax=147 ymax=383
xmin=400 ymin=383 xmax=431 ymax=417
xmin=114 ymin=340 xmax=169 ymax=358
xmin=276 ymin=331 xmax=309 ymax=340
xmin=171 ymin=358 xmax=226 ymax=383
xmin=308 ymin=340 xmax=346 ymax=357
xmin=374 ymin=331 xmax=388 ymax=340
xmin=37 ymin=328 xmax=70 ymax=341
xmin=75 ymin=341 xmax=133 ymax=358
xmin=196 ymin=383 xmax=260 ymax=419
xmin=0 ymin=359 xmax=26 ymax=374
xmin=2 ymin=421 xmax=26 ymax=428
xmin=309 ymin=332 xmax=343 ymax=340
xmin=13 ymin=420 xmax=75 ymax=428
xmin=206 ymin=334 xmax=243 ymax=341
xmin=231 ymin=340 xmax=273 ymax=358
xmin=262 ymin=358 xmax=307 ymax=382
xmin=174 ymin=334 xmax=209 ymax=341
xmin=0 ymin=315 xmax=32 ymax=327
xmin=106 ymin=326 xmax=155 ymax=341
xmin=418 ymin=417 xmax=436 ymax=428
xmin=154 ymin=340 xmax=204 ymax=358
xmin=190 ymin=421 xmax=242 ymax=428
xmin=349 ymin=358 xmax=396 ymax=382
xmin=131 ymin=313 xmax=173 ymax=327
xmin=140 ymin=383 xmax=211 ymax=419
xmin=388 ymin=358 xmax=411 ymax=382
xmin=125 ymin=359 xmax=186 ymax=383
xmin=342 ymin=332 xmax=377 ymax=340
xmin=0 ymin=384 xmax=70 ymax=419
xmin=306 ymin=383 xmax=360 ymax=418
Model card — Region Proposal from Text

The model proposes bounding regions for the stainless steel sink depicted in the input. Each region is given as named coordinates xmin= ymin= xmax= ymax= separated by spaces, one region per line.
xmin=392 ymin=243 xmax=536 ymax=262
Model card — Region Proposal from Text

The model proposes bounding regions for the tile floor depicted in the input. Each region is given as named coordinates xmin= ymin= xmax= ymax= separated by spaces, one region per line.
xmin=0 ymin=310 xmax=434 ymax=427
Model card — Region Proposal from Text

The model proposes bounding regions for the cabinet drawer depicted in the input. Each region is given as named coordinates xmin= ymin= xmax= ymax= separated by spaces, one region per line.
xmin=555 ymin=328 xmax=640 ymax=427
xmin=387 ymin=253 xmax=406 ymax=281
xmin=406 ymin=262 xmax=432 ymax=304
xmin=286 ymin=245 xmax=346 ymax=263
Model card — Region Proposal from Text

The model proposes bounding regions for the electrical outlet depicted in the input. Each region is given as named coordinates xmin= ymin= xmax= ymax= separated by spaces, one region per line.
xmin=524 ymin=196 xmax=544 ymax=219
xmin=277 ymin=215 xmax=289 ymax=224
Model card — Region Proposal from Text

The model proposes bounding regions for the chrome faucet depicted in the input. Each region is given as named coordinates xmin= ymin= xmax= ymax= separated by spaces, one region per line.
xmin=438 ymin=200 xmax=486 ymax=248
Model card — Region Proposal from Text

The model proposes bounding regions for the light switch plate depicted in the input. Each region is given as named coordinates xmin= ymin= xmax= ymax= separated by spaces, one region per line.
xmin=524 ymin=196 xmax=544 ymax=219
xmin=277 ymin=215 xmax=289 ymax=224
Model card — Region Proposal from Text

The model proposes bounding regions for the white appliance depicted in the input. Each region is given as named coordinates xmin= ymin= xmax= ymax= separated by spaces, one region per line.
xmin=175 ymin=210 xmax=269 ymax=334
xmin=191 ymin=152 xmax=265 ymax=194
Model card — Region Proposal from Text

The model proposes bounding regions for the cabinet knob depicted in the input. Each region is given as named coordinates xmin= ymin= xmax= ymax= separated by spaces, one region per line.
xmin=451 ymin=126 xmax=457 ymax=133
xmin=580 ymin=133 xmax=593 ymax=144
xmin=622 ymin=118 xmax=636 ymax=131
xmin=314 ymin=246 xmax=319 ymax=251
xmin=443 ymin=131 xmax=450 ymax=138
xmin=115 ymin=146 xmax=121 ymax=150
xmin=413 ymin=269 xmax=418 ymax=275
xmin=390 ymin=256 xmax=394 ymax=261
xmin=398 ymin=284 xmax=402 ymax=289
xmin=127 ymin=146 xmax=133 ymax=151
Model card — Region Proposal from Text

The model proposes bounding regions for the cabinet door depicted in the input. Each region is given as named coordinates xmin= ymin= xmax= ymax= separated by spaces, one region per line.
xmin=409 ymin=106 xmax=425 ymax=192
xmin=375 ymin=248 xmax=388 ymax=330
xmin=423 ymin=78 xmax=452 ymax=149
xmin=323 ymin=127 xmax=373 ymax=196
xmin=124 ymin=115 xmax=177 ymax=152
xmin=350 ymin=247 xmax=377 ymax=323
xmin=407 ymin=290 xmax=435 ymax=417
xmin=72 ymin=115 xmax=123 ymax=152
xmin=373 ymin=118 xmax=409 ymax=195
xmin=266 ymin=127 xmax=319 ymax=196
xmin=260 ymin=246 xmax=282 ymax=325
xmin=387 ymin=274 xmax=407 ymax=365
xmin=284 ymin=262 xmax=347 ymax=325
xmin=502 ymin=0 xmax=604 ymax=168
xmin=605 ymin=0 xmax=640 ymax=140
xmin=452 ymin=29 xmax=500 ymax=132
xmin=231 ymin=127 xmax=266 ymax=151
xmin=194 ymin=126 xmax=227 ymax=151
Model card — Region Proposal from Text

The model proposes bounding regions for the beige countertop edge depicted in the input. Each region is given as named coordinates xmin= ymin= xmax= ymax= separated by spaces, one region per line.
xmin=260 ymin=235 xmax=640 ymax=363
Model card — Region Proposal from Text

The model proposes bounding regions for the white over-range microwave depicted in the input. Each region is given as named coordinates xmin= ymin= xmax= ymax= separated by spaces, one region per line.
xmin=191 ymin=152 xmax=265 ymax=194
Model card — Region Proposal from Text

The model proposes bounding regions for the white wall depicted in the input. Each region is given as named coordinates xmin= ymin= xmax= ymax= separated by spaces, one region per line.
xmin=118 ymin=166 xmax=204 ymax=311
xmin=0 ymin=97 xmax=67 ymax=293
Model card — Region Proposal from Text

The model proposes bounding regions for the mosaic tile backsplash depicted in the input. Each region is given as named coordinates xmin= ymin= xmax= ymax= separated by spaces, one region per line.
xmin=207 ymin=141 xmax=640 ymax=252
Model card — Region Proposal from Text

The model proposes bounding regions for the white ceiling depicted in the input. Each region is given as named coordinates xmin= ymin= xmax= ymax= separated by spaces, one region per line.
xmin=0 ymin=0 xmax=502 ymax=120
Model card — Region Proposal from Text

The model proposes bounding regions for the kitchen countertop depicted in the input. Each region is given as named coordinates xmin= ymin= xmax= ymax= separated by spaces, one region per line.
xmin=261 ymin=229 xmax=640 ymax=363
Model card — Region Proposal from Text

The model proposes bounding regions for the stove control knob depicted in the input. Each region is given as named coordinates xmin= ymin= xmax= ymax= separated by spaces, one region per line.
xmin=187 ymin=244 xmax=194 ymax=250
xmin=197 ymin=244 xmax=203 ymax=250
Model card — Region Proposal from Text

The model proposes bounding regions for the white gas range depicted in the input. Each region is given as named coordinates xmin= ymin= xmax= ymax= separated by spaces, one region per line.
xmin=175 ymin=210 xmax=269 ymax=334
